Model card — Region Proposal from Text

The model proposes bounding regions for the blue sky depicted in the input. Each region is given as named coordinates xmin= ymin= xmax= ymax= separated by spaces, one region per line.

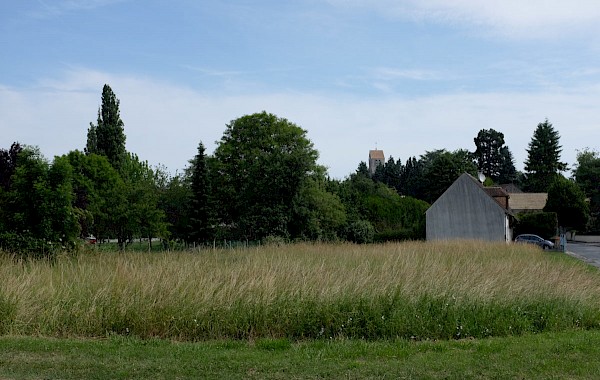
xmin=2 ymin=1 xmax=600 ymax=178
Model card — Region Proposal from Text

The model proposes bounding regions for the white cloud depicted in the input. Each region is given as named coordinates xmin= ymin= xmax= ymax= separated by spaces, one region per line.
xmin=1 ymin=68 xmax=599 ymax=179
xmin=327 ymin=0 xmax=600 ymax=39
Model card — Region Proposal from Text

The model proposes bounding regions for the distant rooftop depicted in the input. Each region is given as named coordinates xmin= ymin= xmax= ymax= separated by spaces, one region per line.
xmin=369 ymin=150 xmax=384 ymax=160
xmin=509 ymin=193 xmax=548 ymax=211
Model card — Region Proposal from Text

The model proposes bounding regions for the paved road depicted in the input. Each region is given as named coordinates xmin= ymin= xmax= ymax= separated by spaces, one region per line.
xmin=566 ymin=242 xmax=600 ymax=269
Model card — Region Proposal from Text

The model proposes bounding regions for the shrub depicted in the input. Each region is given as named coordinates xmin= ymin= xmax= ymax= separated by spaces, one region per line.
xmin=515 ymin=212 xmax=558 ymax=239
xmin=345 ymin=220 xmax=375 ymax=243
xmin=0 ymin=232 xmax=59 ymax=258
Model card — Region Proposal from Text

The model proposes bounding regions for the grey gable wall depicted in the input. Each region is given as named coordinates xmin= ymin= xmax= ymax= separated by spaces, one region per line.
xmin=426 ymin=174 xmax=508 ymax=241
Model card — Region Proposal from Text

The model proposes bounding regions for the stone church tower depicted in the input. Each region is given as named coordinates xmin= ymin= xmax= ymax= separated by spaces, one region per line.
xmin=368 ymin=149 xmax=384 ymax=175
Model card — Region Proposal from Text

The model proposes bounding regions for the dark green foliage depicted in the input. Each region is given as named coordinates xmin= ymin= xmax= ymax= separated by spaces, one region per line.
xmin=473 ymin=128 xmax=505 ymax=181
xmin=0 ymin=142 xmax=22 ymax=191
xmin=117 ymin=153 xmax=168 ymax=250
xmin=334 ymin=173 xmax=429 ymax=241
xmin=524 ymin=119 xmax=567 ymax=192
xmin=85 ymin=84 xmax=127 ymax=170
xmin=188 ymin=141 xmax=214 ymax=244
xmin=290 ymin=174 xmax=347 ymax=241
xmin=471 ymin=130 xmax=517 ymax=185
xmin=573 ymin=149 xmax=600 ymax=232
xmin=514 ymin=212 xmax=558 ymax=239
xmin=544 ymin=176 xmax=589 ymax=231
xmin=345 ymin=220 xmax=375 ymax=243
xmin=212 ymin=111 xmax=319 ymax=241
xmin=65 ymin=151 xmax=124 ymax=240
xmin=373 ymin=156 xmax=402 ymax=192
xmin=355 ymin=161 xmax=370 ymax=177
xmin=398 ymin=156 xmax=423 ymax=198
xmin=420 ymin=149 xmax=477 ymax=203
xmin=498 ymin=146 xmax=518 ymax=184
xmin=0 ymin=148 xmax=79 ymax=255
xmin=158 ymin=173 xmax=192 ymax=243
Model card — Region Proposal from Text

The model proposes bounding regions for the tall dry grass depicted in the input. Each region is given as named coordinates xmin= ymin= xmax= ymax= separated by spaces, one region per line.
xmin=1 ymin=241 xmax=599 ymax=340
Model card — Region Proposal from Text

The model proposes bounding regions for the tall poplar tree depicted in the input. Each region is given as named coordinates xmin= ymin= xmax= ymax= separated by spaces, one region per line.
xmin=85 ymin=84 xmax=127 ymax=170
xmin=523 ymin=119 xmax=567 ymax=192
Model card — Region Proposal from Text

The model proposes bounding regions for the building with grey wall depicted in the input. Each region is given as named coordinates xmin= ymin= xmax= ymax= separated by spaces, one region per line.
xmin=426 ymin=173 xmax=514 ymax=242
xmin=368 ymin=150 xmax=384 ymax=175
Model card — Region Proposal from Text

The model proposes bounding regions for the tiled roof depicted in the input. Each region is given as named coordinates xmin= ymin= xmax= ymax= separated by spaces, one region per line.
xmin=509 ymin=193 xmax=548 ymax=211
xmin=369 ymin=150 xmax=385 ymax=160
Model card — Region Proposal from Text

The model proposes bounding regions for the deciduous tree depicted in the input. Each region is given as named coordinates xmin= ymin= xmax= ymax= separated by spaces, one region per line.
xmin=544 ymin=176 xmax=588 ymax=231
xmin=473 ymin=129 xmax=504 ymax=181
xmin=1 ymin=148 xmax=79 ymax=255
xmin=573 ymin=149 xmax=600 ymax=231
xmin=420 ymin=149 xmax=477 ymax=204
xmin=213 ymin=111 xmax=319 ymax=240
xmin=0 ymin=142 xmax=23 ymax=191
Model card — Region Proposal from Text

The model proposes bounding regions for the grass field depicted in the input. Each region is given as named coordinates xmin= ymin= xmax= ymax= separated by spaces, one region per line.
xmin=1 ymin=241 xmax=600 ymax=341
xmin=2 ymin=330 xmax=600 ymax=379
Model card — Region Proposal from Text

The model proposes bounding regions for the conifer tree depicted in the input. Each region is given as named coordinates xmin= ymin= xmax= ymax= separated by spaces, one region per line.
xmin=188 ymin=141 xmax=214 ymax=244
xmin=524 ymin=119 xmax=567 ymax=192
xmin=497 ymin=146 xmax=517 ymax=184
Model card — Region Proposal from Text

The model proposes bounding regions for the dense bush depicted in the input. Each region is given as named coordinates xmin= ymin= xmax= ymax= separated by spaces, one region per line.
xmin=0 ymin=232 xmax=63 ymax=258
xmin=514 ymin=212 xmax=558 ymax=239
xmin=345 ymin=220 xmax=375 ymax=243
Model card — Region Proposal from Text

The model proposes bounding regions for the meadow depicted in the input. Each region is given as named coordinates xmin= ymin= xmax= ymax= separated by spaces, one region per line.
xmin=1 ymin=241 xmax=600 ymax=341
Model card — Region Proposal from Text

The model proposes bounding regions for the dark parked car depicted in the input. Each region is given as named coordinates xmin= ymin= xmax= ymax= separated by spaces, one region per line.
xmin=515 ymin=234 xmax=554 ymax=249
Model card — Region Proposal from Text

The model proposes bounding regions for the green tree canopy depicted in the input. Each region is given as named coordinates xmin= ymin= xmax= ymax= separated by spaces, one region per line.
xmin=290 ymin=172 xmax=347 ymax=241
xmin=65 ymin=150 xmax=124 ymax=241
xmin=333 ymin=173 xmax=429 ymax=241
xmin=524 ymin=119 xmax=567 ymax=192
xmin=0 ymin=142 xmax=23 ymax=191
xmin=497 ymin=146 xmax=517 ymax=184
xmin=0 ymin=147 xmax=79 ymax=255
xmin=212 ymin=111 xmax=319 ymax=240
xmin=573 ymin=149 xmax=600 ymax=232
xmin=544 ymin=176 xmax=589 ymax=231
xmin=473 ymin=128 xmax=504 ymax=181
xmin=472 ymin=129 xmax=517 ymax=184
xmin=420 ymin=149 xmax=477 ymax=204
xmin=398 ymin=156 xmax=423 ymax=198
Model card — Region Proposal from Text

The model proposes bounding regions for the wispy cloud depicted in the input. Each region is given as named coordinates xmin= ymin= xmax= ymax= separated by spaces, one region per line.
xmin=2 ymin=68 xmax=599 ymax=178
xmin=326 ymin=0 xmax=600 ymax=39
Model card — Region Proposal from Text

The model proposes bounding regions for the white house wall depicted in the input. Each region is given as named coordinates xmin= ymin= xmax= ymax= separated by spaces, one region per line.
xmin=426 ymin=174 xmax=508 ymax=242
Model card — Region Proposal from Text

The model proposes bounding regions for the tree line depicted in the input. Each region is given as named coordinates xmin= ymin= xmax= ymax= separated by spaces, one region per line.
xmin=0 ymin=85 xmax=597 ymax=255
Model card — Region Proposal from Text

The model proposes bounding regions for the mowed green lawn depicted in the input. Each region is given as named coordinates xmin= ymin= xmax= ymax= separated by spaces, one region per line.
xmin=2 ymin=331 xmax=600 ymax=379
